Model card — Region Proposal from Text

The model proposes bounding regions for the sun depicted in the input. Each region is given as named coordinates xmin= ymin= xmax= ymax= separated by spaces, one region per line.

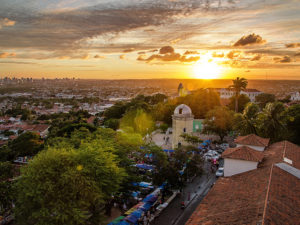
xmin=193 ymin=59 xmax=222 ymax=79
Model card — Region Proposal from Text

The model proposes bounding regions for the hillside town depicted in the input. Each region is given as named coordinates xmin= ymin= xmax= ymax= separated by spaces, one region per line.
xmin=0 ymin=77 xmax=299 ymax=225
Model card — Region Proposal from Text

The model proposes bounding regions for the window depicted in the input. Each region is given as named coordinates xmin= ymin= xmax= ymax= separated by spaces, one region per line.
xmin=179 ymin=108 xmax=183 ymax=114
xmin=183 ymin=128 xmax=186 ymax=132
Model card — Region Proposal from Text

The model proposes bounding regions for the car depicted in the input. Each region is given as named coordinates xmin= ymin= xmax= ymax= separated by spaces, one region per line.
xmin=216 ymin=167 xmax=224 ymax=177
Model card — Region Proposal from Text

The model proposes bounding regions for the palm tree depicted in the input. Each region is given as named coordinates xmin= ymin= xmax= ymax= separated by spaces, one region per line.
xmin=256 ymin=102 xmax=287 ymax=142
xmin=229 ymin=77 xmax=248 ymax=112
xmin=233 ymin=103 xmax=259 ymax=135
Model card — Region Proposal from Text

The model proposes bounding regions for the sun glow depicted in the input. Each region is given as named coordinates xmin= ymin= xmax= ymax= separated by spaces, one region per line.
xmin=193 ymin=56 xmax=222 ymax=79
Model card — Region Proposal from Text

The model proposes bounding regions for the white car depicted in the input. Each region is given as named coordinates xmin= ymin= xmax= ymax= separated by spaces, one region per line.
xmin=216 ymin=167 xmax=224 ymax=177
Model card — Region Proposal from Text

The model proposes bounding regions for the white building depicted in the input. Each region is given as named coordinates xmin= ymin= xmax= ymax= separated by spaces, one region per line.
xmin=290 ymin=92 xmax=300 ymax=101
xmin=222 ymin=145 xmax=264 ymax=177
xmin=235 ymin=134 xmax=269 ymax=151
xmin=216 ymin=88 xmax=262 ymax=102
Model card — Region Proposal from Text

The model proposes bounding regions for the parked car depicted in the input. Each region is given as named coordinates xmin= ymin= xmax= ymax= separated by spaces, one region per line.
xmin=216 ymin=167 xmax=224 ymax=177
xmin=204 ymin=151 xmax=220 ymax=161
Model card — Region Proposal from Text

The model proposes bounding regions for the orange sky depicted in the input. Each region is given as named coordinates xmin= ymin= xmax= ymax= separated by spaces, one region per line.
xmin=0 ymin=0 xmax=300 ymax=80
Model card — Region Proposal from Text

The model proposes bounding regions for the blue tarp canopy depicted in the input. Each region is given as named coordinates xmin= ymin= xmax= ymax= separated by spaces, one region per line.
xmin=139 ymin=182 xmax=152 ymax=188
xmin=135 ymin=164 xmax=155 ymax=170
xmin=138 ymin=202 xmax=153 ymax=212
xmin=163 ymin=149 xmax=175 ymax=153
xmin=143 ymin=194 xmax=157 ymax=203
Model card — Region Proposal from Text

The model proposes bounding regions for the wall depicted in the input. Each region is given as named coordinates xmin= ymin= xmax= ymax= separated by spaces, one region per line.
xmin=224 ymin=158 xmax=258 ymax=177
xmin=236 ymin=144 xmax=265 ymax=151
xmin=172 ymin=115 xmax=193 ymax=149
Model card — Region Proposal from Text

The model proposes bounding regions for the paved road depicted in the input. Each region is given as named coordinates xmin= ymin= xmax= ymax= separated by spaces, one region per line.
xmin=151 ymin=162 xmax=217 ymax=225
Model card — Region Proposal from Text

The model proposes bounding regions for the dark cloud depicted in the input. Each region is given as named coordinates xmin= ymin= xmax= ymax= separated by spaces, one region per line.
xmin=233 ymin=33 xmax=266 ymax=47
xmin=137 ymin=46 xmax=199 ymax=63
xmin=227 ymin=50 xmax=240 ymax=59
xmin=285 ymin=43 xmax=300 ymax=48
xmin=251 ymin=54 xmax=261 ymax=61
xmin=94 ymin=55 xmax=105 ymax=59
xmin=119 ymin=54 xmax=126 ymax=60
xmin=123 ymin=48 xmax=135 ymax=53
xmin=273 ymin=55 xmax=292 ymax=63
xmin=159 ymin=46 xmax=174 ymax=54
xmin=138 ymin=51 xmax=146 ymax=55
xmin=0 ymin=0 xmax=223 ymax=52
xmin=295 ymin=52 xmax=300 ymax=56
xmin=184 ymin=50 xmax=199 ymax=55
xmin=212 ymin=52 xmax=224 ymax=57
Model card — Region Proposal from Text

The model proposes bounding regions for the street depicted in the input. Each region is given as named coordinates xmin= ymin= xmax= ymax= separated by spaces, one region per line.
xmin=151 ymin=162 xmax=217 ymax=225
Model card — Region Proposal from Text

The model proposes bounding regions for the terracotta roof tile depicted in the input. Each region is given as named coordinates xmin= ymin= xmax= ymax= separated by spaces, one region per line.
xmin=235 ymin=134 xmax=270 ymax=147
xmin=186 ymin=140 xmax=300 ymax=225
xmin=222 ymin=145 xmax=264 ymax=162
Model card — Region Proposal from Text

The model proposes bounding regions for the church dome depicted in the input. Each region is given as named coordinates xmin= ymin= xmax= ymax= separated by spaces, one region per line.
xmin=174 ymin=104 xmax=192 ymax=116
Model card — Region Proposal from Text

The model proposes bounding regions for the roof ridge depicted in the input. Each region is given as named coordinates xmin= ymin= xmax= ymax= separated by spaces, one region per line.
xmin=262 ymin=164 xmax=274 ymax=225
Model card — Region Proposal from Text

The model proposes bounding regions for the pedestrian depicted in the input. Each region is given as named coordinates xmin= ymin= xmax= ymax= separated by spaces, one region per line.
xmin=123 ymin=202 xmax=127 ymax=211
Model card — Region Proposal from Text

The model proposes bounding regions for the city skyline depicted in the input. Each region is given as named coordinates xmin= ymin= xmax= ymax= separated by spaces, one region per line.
xmin=0 ymin=0 xmax=300 ymax=79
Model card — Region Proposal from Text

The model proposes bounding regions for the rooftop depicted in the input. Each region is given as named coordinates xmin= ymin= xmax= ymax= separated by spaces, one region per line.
xmin=222 ymin=145 xmax=264 ymax=162
xmin=235 ymin=134 xmax=270 ymax=147
xmin=186 ymin=140 xmax=300 ymax=225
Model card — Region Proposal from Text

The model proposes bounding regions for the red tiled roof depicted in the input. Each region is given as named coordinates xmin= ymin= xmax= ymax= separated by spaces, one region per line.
xmin=186 ymin=140 xmax=300 ymax=225
xmin=235 ymin=134 xmax=270 ymax=147
xmin=222 ymin=145 xmax=264 ymax=162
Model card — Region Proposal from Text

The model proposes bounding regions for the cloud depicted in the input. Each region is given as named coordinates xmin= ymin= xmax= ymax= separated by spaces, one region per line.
xmin=295 ymin=52 xmax=300 ymax=57
xmin=273 ymin=55 xmax=291 ymax=63
xmin=285 ymin=43 xmax=300 ymax=48
xmin=251 ymin=54 xmax=261 ymax=61
xmin=137 ymin=46 xmax=199 ymax=63
xmin=227 ymin=50 xmax=241 ymax=59
xmin=120 ymin=54 xmax=126 ymax=60
xmin=212 ymin=52 xmax=224 ymax=58
xmin=94 ymin=54 xmax=105 ymax=59
xmin=0 ymin=18 xmax=15 ymax=29
xmin=184 ymin=50 xmax=199 ymax=55
xmin=123 ymin=48 xmax=135 ymax=53
xmin=233 ymin=33 xmax=266 ymax=47
xmin=159 ymin=46 xmax=175 ymax=54
xmin=0 ymin=52 xmax=16 ymax=58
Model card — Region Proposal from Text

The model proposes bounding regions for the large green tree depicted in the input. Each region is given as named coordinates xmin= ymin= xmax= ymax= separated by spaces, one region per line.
xmin=15 ymin=141 xmax=125 ymax=225
xmin=286 ymin=104 xmax=300 ymax=144
xmin=233 ymin=103 xmax=260 ymax=135
xmin=203 ymin=106 xmax=234 ymax=141
xmin=228 ymin=77 xmax=248 ymax=112
xmin=228 ymin=94 xmax=250 ymax=113
xmin=255 ymin=93 xmax=275 ymax=109
xmin=256 ymin=102 xmax=287 ymax=142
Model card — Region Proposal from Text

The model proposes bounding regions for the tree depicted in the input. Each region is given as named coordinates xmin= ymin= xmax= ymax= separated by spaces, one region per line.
xmin=256 ymin=102 xmax=287 ymax=142
xmin=233 ymin=103 xmax=260 ymax=135
xmin=228 ymin=94 xmax=250 ymax=113
xmin=104 ymin=118 xmax=120 ymax=130
xmin=255 ymin=93 xmax=275 ymax=109
xmin=10 ymin=132 xmax=44 ymax=157
xmin=0 ymin=162 xmax=15 ymax=215
xmin=180 ymin=133 xmax=202 ymax=145
xmin=203 ymin=106 xmax=234 ymax=141
xmin=120 ymin=109 xmax=154 ymax=136
xmin=15 ymin=142 xmax=125 ymax=225
xmin=228 ymin=77 xmax=248 ymax=112
xmin=286 ymin=104 xmax=300 ymax=144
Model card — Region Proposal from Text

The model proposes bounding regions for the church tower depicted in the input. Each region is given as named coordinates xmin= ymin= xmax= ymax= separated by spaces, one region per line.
xmin=172 ymin=104 xmax=194 ymax=149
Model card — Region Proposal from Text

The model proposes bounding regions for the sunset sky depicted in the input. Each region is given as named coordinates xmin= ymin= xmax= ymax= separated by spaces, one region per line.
xmin=0 ymin=0 xmax=300 ymax=79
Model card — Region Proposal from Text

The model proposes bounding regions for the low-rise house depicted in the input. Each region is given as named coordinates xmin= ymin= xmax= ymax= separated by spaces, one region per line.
xmin=290 ymin=91 xmax=300 ymax=101
xmin=222 ymin=145 xmax=264 ymax=177
xmin=235 ymin=134 xmax=269 ymax=151
xmin=186 ymin=140 xmax=300 ymax=225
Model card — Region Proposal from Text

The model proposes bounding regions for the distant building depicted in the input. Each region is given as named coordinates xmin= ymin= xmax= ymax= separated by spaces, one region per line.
xmin=290 ymin=91 xmax=300 ymax=101
xmin=214 ymin=88 xmax=262 ymax=102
